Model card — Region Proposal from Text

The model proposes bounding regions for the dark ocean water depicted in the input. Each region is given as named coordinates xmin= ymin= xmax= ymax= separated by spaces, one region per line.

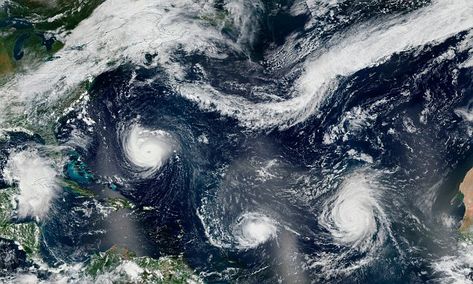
xmin=1 ymin=0 xmax=473 ymax=283
xmin=45 ymin=34 xmax=473 ymax=284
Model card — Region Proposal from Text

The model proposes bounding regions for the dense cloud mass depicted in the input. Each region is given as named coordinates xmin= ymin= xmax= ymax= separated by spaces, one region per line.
xmin=0 ymin=0 xmax=473 ymax=282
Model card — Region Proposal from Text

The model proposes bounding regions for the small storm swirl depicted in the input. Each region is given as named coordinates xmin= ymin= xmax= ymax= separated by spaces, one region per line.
xmin=232 ymin=212 xmax=278 ymax=250
xmin=319 ymin=172 xmax=388 ymax=252
xmin=198 ymin=207 xmax=279 ymax=251
xmin=1 ymin=0 xmax=473 ymax=281
xmin=3 ymin=150 xmax=59 ymax=220
xmin=121 ymin=124 xmax=174 ymax=177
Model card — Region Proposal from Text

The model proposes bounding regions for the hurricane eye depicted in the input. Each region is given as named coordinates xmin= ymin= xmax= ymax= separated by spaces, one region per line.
xmin=121 ymin=124 xmax=174 ymax=177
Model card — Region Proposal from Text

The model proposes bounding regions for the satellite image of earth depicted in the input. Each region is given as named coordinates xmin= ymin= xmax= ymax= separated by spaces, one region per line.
xmin=0 ymin=0 xmax=473 ymax=283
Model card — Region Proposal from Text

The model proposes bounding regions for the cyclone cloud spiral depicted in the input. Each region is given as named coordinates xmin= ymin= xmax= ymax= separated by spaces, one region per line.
xmin=232 ymin=212 xmax=278 ymax=250
xmin=121 ymin=124 xmax=174 ymax=177
xmin=319 ymin=173 xmax=389 ymax=251
xmin=0 ymin=0 xmax=472 ymax=282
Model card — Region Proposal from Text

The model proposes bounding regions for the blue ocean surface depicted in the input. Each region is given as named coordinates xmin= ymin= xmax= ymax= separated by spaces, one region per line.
xmin=1 ymin=0 xmax=473 ymax=283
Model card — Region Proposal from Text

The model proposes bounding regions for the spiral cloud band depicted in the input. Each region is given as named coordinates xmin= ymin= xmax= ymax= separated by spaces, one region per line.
xmin=319 ymin=173 xmax=388 ymax=250
xmin=232 ymin=212 xmax=278 ymax=249
xmin=121 ymin=124 xmax=174 ymax=177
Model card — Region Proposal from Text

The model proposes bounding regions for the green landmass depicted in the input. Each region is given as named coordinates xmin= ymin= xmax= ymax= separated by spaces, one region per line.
xmin=107 ymin=197 xmax=135 ymax=210
xmin=0 ymin=0 xmax=104 ymax=143
xmin=0 ymin=0 xmax=104 ymax=78
xmin=85 ymin=246 xmax=203 ymax=283
xmin=62 ymin=179 xmax=96 ymax=197
xmin=0 ymin=187 xmax=41 ymax=257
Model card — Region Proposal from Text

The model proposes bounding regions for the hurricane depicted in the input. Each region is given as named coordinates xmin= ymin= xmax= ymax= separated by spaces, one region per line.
xmin=120 ymin=124 xmax=174 ymax=177
xmin=232 ymin=212 xmax=278 ymax=249
xmin=3 ymin=149 xmax=60 ymax=220
xmin=319 ymin=173 xmax=388 ymax=250
xmin=1 ymin=0 xmax=473 ymax=282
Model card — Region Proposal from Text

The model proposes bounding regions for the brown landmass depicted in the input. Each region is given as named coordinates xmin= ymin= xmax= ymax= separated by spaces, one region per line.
xmin=0 ymin=52 xmax=14 ymax=75
xmin=460 ymin=168 xmax=473 ymax=231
